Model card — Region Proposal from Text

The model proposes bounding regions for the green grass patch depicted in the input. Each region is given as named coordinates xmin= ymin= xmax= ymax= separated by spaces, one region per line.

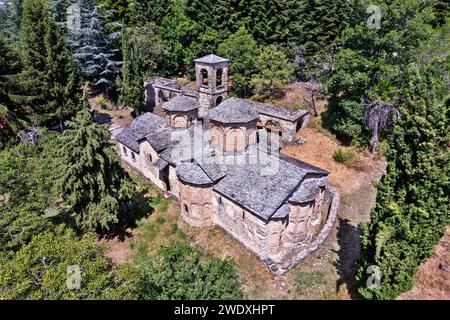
xmin=293 ymin=271 xmax=326 ymax=294
xmin=333 ymin=148 xmax=357 ymax=164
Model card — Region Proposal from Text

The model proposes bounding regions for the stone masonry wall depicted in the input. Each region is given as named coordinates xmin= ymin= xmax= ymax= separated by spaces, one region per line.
xmin=212 ymin=193 xmax=269 ymax=259
xmin=258 ymin=114 xmax=297 ymax=141
xmin=168 ymin=164 xmax=181 ymax=199
xmin=264 ymin=187 xmax=340 ymax=275
xmin=165 ymin=110 xmax=198 ymax=128
xmin=139 ymin=141 xmax=168 ymax=190
xmin=118 ymin=142 xmax=142 ymax=172
xmin=179 ymin=182 xmax=214 ymax=227
xmin=210 ymin=121 xmax=258 ymax=153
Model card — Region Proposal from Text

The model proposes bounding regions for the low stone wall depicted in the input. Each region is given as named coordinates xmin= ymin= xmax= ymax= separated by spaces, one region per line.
xmin=263 ymin=186 xmax=340 ymax=276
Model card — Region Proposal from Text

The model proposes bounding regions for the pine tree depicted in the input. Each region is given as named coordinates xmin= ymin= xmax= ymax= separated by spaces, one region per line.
xmin=356 ymin=63 xmax=450 ymax=299
xmin=18 ymin=0 xmax=81 ymax=126
xmin=0 ymin=35 xmax=23 ymax=145
xmin=128 ymin=0 xmax=172 ymax=27
xmin=71 ymin=0 xmax=121 ymax=96
xmin=118 ymin=28 xmax=144 ymax=115
xmin=20 ymin=0 xmax=48 ymax=73
xmin=44 ymin=17 xmax=81 ymax=128
xmin=60 ymin=106 xmax=134 ymax=232
xmin=0 ymin=0 xmax=23 ymax=38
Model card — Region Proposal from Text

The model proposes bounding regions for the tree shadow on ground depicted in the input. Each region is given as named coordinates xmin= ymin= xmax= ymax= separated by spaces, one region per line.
xmin=333 ymin=218 xmax=363 ymax=299
xmin=93 ymin=112 xmax=113 ymax=125
xmin=99 ymin=190 xmax=155 ymax=242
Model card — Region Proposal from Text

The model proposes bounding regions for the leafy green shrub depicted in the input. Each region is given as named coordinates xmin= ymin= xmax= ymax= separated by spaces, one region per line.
xmin=96 ymin=96 xmax=107 ymax=108
xmin=333 ymin=148 xmax=356 ymax=164
xmin=139 ymin=243 xmax=245 ymax=300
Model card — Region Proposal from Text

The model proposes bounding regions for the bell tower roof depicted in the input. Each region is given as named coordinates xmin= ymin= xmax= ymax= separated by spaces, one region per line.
xmin=194 ymin=54 xmax=229 ymax=64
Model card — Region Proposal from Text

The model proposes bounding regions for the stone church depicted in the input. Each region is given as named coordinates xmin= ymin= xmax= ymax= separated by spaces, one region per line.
xmin=116 ymin=54 xmax=339 ymax=275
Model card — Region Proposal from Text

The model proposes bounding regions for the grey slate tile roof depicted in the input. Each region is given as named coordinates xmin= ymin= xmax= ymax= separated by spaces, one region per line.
xmin=154 ymin=158 xmax=169 ymax=170
xmin=116 ymin=112 xmax=171 ymax=153
xmin=163 ymin=95 xmax=199 ymax=112
xmin=220 ymin=97 xmax=309 ymax=122
xmin=272 ymin=203 xmax=291 ymax=219
xmin=191 ymin=146 xmax=328 ymax=221
xmin=289 ymin=182 xmax=321 ymax=203
xmin=194 ymin=54 xmax=229 ymax=64
xmin=176 ymin=163 xmax=213 ymax=185
xmin=143 ymin=130 xmax=172 ymax=152
xmin=208 ymin=98 xmax=260 ymax=124
xmin=118 ymin=110 xmax=329 ymax=222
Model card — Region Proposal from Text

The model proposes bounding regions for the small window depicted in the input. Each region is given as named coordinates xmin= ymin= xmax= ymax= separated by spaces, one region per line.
xmin=183 ymin=203 xmax=189 ymax=213
xmin=131 ymin=152 xmax=136 ymax=162
xmin=216 ymin=96 xmax=223 ymax=106
xmin=216 ymin=68 xmax=223 ymax=86
xmin=200 ymin=68 xmax=208 ymax=85
xmin=146 ymin=152 xmax=152 ymax=164
xmin=123 ymin=146 xmax=128 ymax=156
xmin=218 ymin=197 xmax=222 ymax=205
xmin=242 ymin=211 xmax=245 ymax=220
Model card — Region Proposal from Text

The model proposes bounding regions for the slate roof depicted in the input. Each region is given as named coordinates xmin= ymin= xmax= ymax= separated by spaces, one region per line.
xmin=176 ymin=163 xmax=213 ymax=185
xmin=195 ymin=147 xmax=329 ymax=221
xmin=163 ymin=95 xmax=199 ymax=112
xmin=219 ymin=97 xmax=309 ymax=122
xmin=208 ymin=98 xmax=260 ymax=124
xmin=154 ymin=158 xmax=169 ymax=171
xmin=194 ymin=54 xmax=229 ymax=64
xmin=289 ymin=182 xmax=321 ymax=203
xmin=143 ymin=130 xmax=172 ymax=152
xmin=118 ymin=110 xmax=329 ymax=222
xmin=116 ymin=113 xmax=171 ymax=153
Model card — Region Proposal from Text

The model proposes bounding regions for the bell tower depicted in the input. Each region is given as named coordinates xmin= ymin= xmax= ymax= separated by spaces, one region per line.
xmin=194 ymin=54 xmax=229 ymax=118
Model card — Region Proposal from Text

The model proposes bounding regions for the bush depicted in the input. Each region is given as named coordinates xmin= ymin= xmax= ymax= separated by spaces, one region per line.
xmin=333 ymin=148 xmax=356 ymax=164
xmin=96 ymin=96 xmax=107 ymax=108
xmin=138 ymin=243 xmax=245 ymax=300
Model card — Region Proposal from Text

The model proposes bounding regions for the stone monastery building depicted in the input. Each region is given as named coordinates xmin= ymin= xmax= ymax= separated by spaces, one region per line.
xmin=116 ymin=54 xmax=339 ymax=275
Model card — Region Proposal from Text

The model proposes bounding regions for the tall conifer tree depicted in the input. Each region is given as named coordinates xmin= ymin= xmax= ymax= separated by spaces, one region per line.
xmin=119 ymin=29 xmax=144 ymax=115
xmin=60 ymin=106 xmax=134 ymax=232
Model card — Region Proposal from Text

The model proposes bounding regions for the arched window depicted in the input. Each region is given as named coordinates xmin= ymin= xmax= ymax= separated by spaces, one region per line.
xmin=131 ymin=152 xmax=136 ymax=162
xmin=216 ymin=68 xmax=223 ymax=86
xmin=200 ymin=69 xmax=208 ymax=85
xmin=183 ymin=203 xmax=189 ymax=214
xmin=123 ymin=146 xmax=127 ymax=156
xmin=145 ymin=152 xmax=152 ymax=165
xmin=216 ymin=96 xmax=223 ymax=106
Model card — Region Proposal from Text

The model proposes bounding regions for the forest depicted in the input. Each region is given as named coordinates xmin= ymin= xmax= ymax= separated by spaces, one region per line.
xmin=0 ymin=0 xmax=449 ymax=300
